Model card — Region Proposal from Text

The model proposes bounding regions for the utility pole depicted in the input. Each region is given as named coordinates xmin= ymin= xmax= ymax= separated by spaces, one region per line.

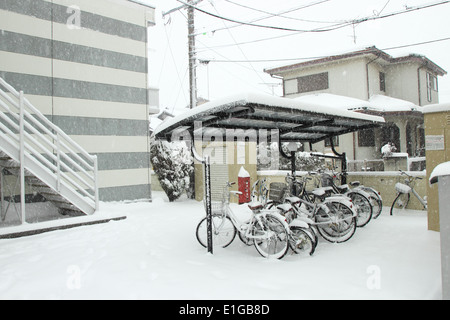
xmin=163 ymin=0 xmax=202 ymax=109
xmin=187 ymin=0 xmax=197 ymax=109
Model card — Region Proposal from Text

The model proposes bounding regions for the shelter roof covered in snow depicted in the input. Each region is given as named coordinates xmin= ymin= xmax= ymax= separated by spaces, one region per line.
xmin=153 ymin=93 xmax=384 ymax=144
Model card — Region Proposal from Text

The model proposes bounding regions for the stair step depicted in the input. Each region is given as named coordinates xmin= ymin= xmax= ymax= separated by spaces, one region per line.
xmin=38 ymin=193 xmax=66 ymax=202
xmin=52 ymin=201 xmax=80 ymax=211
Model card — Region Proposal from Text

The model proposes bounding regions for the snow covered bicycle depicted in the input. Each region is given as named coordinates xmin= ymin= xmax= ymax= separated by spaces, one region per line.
xmin=313 ymin=171 xmax=374 ymax=228
xmin=390 ymin=171 xmax=427 ymax=215
xmin=277 ymin=174 xmax=358 ymax=243
xmin=251 ymin=178 xmax=269 ymax=205
xmin=196 ymin=182 xmax=291 ymax=259
xmin=329 ymin=171 xmax=383 ymax=220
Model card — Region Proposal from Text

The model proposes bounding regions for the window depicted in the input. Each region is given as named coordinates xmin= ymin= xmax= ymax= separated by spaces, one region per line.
xmin=284 ymin=79 xmax=299 ymax=95
xmin=298 ymin=72 xmax=329 ymax=93
xmin=427 ymin=72 xmax=438 ymax=102
xmin=379 ymin=72 xmax=386 ymax=92
xmin=325 ymin=136 xmax=339 ymax=147
xmin=358 ymin=128 xmax=375 ymax=147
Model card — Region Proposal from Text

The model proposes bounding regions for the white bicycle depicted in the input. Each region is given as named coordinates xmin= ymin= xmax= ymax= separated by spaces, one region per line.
xmin=390 ymin=171 xmax=427 ymax=215
xmin=196 ymin=182 xmax=292 ymax=259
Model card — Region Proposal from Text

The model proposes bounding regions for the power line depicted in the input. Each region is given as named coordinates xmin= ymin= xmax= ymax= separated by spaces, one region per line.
xmin=207 ymin=1 xmax=267 ymax=86
xmin=219 ymin=0 xmax=336 ymax=26
xmin=163 ymin=23 xmax=188 ymax=108
xmin=176 ymin=0 xmax=353 ymax=33
xmin=191 ymin=0 xmax=450 ymax=50
xmin=198 ymin=36 xmax=450 ymax=63
xmin=179 ymin=0 xmax=449 ymax=33
xmin=198 ymin=0 xmax=335 ymax=36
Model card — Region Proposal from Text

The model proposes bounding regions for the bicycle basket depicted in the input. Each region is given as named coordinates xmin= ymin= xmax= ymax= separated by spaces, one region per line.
xmin=203 ymin=200 xmax=226 ymax=215
xmin=321 ymin=174 xmax=334 ymax=187
xmin=269 ymin=182 xmax=288 ymax=202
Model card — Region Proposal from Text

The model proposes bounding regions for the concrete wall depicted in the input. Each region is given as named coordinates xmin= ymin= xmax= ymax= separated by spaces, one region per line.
xmin=0 ymin=0 xmax=156 ymax=201
xmin=256 ymin=171 xmax=427 ymax=211
xmin=283 ymin=58 xmax=369 ymax=101
xmin=424 ymin=104 xmax=450 ymax=231
xmin=190 ymin=168 xmax=427 ymax=212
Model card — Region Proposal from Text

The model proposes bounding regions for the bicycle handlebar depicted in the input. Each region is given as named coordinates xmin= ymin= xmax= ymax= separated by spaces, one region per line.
xmin=399 ymin=170 xmax=423 ymax=180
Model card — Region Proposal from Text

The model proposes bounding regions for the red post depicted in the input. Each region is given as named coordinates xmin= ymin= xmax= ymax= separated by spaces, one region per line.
xmin=238 ymin=167 xmax=251 ymax=204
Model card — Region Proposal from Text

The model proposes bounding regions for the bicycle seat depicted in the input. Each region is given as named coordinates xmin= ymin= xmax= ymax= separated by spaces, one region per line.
xmin=337 ymin=184 xmax=349 ymax=192
xmin=248 ymin=201 xmax=263 ymax=211
xmin=349 ymin=181 xmax=360 ymax=187
xmin=277 ymin=203 xmax=292 ymax=212
xmin=285 ymin=196 xmax=301 ymax=205
xmin=312 ymin=187 xmax=332 ymax=197
xmin=395 ymin=182 xmax=412 ymax=194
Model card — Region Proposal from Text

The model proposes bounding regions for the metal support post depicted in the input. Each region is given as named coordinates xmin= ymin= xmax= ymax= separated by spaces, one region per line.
xmin=0 ymin=168 xmax=4 ymax=221
xmin=278 ymin=143 xmax=297 ymax=195
xmin=93 ymin=156 xmax=99 ymax=211
xmin=329 ymin=138 xmax=347 ymax=185
xmin=290 ymin=151 xmax=297 ymax=194
xmin=19 ymin=91 xmax=26 ymax=224
xmin=190 ymin=140 xmax=213 ymax=254
xmin=187 ymin=0 xmax=197 ymax=109
xmin=204 ymin=155 xmax=213 ymax=254
xmin=56 ymin=133 xmax=61 ymax=192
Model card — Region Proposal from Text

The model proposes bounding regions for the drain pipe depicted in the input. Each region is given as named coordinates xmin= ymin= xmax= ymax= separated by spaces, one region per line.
xmin=417 ymin=66 xmax=424 ymax=106
xmin=366 ymin=55 xmax=381 ymax=100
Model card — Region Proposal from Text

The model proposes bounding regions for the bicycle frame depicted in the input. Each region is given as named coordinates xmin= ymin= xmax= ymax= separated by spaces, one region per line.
xmin=223 ymin=205 xmax=264 ymax=240
xmin=284 ymin=175 xmax=357 ymax=226
xmin=217 ymin=184 xmax=286 ymax=242
xmin=396 ymin=171 xmax=427 ymax=209
xmin=412 ymin=188 xmax=427 ymax=208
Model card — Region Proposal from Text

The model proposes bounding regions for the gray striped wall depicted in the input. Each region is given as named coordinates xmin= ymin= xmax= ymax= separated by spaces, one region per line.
xmin=0 ymin=0 xmax=156 ymax=202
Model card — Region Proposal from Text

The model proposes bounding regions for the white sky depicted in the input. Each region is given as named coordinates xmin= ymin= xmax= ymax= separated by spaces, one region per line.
xmin=144 ymin=0 xmax=450 ymax=112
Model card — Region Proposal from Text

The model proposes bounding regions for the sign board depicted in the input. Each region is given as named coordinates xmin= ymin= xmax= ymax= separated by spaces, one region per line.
xmin=426 ymin=135 xmax=445 ymax=151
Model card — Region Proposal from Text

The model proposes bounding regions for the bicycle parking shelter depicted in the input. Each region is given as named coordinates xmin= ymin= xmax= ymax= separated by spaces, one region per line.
xmin=153 ymin=93 xmax=385 ymax=253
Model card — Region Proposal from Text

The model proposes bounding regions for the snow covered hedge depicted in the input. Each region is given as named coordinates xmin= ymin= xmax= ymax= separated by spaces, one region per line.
xmin=257 ymin=142 xmax=325 ymax=171
xmin=150 ymin=140 xmax=193 ymax=202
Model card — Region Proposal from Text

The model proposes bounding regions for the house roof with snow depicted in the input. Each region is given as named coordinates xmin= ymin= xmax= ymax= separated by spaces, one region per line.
xmin=264 ymin=46 xmax=447 ymax=77
xmin=294 ymin=93 xmax=420 ymax=116
xmin=153 ymin=92 xmax=385 ymax=144
xmin=422 ymin=102 xmax=450 ymax=114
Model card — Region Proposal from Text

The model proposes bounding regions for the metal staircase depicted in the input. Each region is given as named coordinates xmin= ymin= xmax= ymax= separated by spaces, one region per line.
xmin=0 ymin=77 xmax=98 ymax=224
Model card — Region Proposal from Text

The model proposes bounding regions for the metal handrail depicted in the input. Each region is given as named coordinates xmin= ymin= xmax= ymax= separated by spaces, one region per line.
xmin=0 ymin=77 xmax=98 ymax=212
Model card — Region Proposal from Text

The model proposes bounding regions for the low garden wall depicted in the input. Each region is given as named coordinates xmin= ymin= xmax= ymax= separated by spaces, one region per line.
xmin=257 ymin=170 xmax=427 ymax=211
xmin=152 ymin=169 xmax=427 ymax=211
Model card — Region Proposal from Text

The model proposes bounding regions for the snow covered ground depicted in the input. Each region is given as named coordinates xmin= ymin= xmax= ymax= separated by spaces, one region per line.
xmin=0 ymin=192 xmax=442 ymax=300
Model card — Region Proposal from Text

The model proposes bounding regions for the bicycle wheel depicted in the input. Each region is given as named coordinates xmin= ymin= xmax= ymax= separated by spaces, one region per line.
xmin=347 ymin=191 xmax=372 ymax=228
xmin=253 ymin=214 xmax=290 ymax=259
xmin=196 ymin=215 xmax=236 ymax=249
xmin=238 ymin=220 xmax=253 ymax=246
xmin=390 ymin=193 xmax=410 ymax=216
xmin=362 ymin=187 xmax=383 ymax=219
xmin=289 ymin=226 xmax=315 ymax=256
xmin=315 ymin=202 xmax=357 ymax=243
